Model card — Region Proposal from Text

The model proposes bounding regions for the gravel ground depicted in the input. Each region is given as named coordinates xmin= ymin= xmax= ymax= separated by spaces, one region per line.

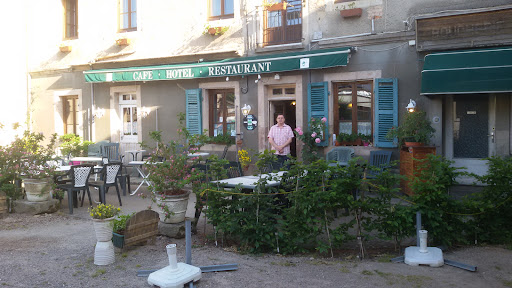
xmin=1 ymin=190 xmax=512 ymax=288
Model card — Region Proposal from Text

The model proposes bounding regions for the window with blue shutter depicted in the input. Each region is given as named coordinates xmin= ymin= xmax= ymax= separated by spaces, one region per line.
xmin=373 ymin=78 xmax=398 ymax=147
xmin=308 ymin=82 xmax=329 ymax=146
xmin=186 ymin=89 xmax=202 ymax=135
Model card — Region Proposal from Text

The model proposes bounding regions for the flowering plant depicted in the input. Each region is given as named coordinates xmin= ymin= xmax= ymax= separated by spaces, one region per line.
xmin=89 ymin=203 xmax=120 ymax=219
xmin=294 ymin=117 xmax=327 ymax=163
xmin=238 ymin=149 xmax=251 ymax=169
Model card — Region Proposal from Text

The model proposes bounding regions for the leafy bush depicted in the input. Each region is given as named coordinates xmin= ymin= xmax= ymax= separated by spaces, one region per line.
xmin=59 ymin=134 xmax=93 ymax=158
xmin=113 ymin=213 xmax=135 ymax=234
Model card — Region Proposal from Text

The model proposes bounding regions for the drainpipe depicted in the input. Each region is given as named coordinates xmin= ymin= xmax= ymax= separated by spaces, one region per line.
xmin=90 ymin=82 xmax=95 ymax=142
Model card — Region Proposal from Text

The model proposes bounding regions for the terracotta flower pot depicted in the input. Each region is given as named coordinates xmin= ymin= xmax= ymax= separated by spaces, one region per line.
xmin=340 ymin=8 xmax=362 ymax=18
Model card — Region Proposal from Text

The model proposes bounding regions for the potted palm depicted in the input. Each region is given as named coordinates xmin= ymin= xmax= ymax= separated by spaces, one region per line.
xmin=386 ymin=110 xmax=435 ymax=147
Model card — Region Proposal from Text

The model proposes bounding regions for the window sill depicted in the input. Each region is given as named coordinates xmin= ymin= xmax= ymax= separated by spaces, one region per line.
xmin=256 ymin=42 xmax=304 ymax=53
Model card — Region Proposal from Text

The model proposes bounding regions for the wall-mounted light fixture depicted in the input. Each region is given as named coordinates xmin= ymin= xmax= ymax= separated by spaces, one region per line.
xmin=255 ymin=74 xmax=262 ymax=83
xmin=226 ymin=76 xmax=229 ymax=81
xmin=274 ymin=74 xmax=280 ymax=80
xmin=406 ymin=99 xmax=416 ymax=113
xmin=93 ymin=107 xmax=105 ymax=119
xmin=140 ymin=106 xmax=151 ymax=118
xmin=291 ymin=101 xmax=296 ymax=106
xmin=241 ymin=104 xmax=251 ymax=117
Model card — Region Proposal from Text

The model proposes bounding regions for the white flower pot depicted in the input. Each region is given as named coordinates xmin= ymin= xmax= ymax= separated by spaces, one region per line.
xmin=155 ymin=191 xmax=190 ymax=224
xmin=92 ymin=217 xmax=115 ymax=241
xmin=92 ymin=217 xmax=115 ymax=266
xmin=23 ymin=179 xmax=51 ymax=202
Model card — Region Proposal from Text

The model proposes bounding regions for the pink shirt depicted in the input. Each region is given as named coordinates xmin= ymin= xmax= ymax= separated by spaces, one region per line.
xmin=268 ymin=124 xmax=294 ymax=155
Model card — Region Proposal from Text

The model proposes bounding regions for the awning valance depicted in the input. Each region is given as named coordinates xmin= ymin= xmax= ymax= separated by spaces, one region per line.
xmin=84 ymin=47 xmax=351 ymax=83
xmin=421 ymin=46 xmax=512 ymax=95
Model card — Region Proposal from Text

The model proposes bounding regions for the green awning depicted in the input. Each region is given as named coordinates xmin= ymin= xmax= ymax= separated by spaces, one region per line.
xmin=84 ymin=47 xmax=351 ymax=83
xmin=421 ymin=46 xmax=512 ymax=95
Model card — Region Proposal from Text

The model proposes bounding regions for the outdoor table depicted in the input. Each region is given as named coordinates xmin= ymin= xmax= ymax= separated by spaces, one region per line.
xmin=125 ymin=150 xmax=146 ymax=161
xmin=187 ymin=152 xmax=210 ymax=158
xmin=70 ymin=156 xmax=103 ymax=163
xmin=211 ymin=171 xmax=286 ymax=190
xmin=127 ymin=160 xmax=162 ymax=195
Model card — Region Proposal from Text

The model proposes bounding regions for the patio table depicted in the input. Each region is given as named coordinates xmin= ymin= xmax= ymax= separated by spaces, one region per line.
xmin=125 ymin=150 xmax=146 ymax=161
xmin=211 ymin=171 xmax=286 ymax=190
xmin=127 ymin=160 xmax=162 ymax=195
xmin=70 ymin=156 xmax=103 ymax=164
xmin=187 ymin=152 xmax=210 ymax=158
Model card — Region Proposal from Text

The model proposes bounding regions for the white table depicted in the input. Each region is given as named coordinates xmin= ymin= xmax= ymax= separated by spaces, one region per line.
xmin=127 ymin=160 xmax=162 ymax=195
xmin=57 ymin=165 xmax=102 ymax=172
xmin=70 ymin=156 xmax=103 ymax=163
xmin=187 ymin=152 xmax=210 ymax=158
xmin=212 ymin=171 xmax=286 ymax=190
xmin=125 ymin=150 xmax=146 ymax=161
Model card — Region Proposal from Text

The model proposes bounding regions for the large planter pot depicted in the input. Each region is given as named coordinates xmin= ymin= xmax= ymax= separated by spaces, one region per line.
xmin=92 ymin=217 xmax=115 ymax=265
xmin=155 ymin=191 xmax=191 ymax=224
xmin=23 ymin=179 xmax=51 ymax=202
xmin=112 ymin=232 xmax=125 ymax=249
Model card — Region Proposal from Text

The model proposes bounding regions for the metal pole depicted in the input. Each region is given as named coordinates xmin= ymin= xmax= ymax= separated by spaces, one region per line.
xmin=186 ymin=219 xmax=192 ymax=265
xmin=416 ymin=211 xmax=421 ymax=247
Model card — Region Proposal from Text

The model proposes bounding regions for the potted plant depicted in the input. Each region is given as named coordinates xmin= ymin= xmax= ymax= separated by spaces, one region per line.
xmin=337 ymin=2 xmax=362 ymax=18
xmin=112 ymin=213 xmax=134 ymax=249
xmin=16 ymin=131 xmax=60 ymax=202
xmin=359 ymin=133 xmax=372 ymax=146
xmin=89 ymin=203 xmax=120 ymax=265
xmin=263 ymin=0 xmax=288 ymax=11
xmin=238 ymin=149 xmax=251 ymax=172
xmin=336 ymin=132 xmax=360 ymax=146
xmin=144 ymin=127 xmax=195 ymax=224
xmin=386 ymin=110 xmax=435 ymax=147
xmin=58 ymin=134 xmax=93 ymax=164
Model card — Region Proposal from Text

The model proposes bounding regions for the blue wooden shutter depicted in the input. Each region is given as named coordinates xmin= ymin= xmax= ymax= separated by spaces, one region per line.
xmin=374 ymin=78 xmax=398 ymax=147
xmin=186 ymin=89 xmax=202 ymax=135
xmin=308 ymin=82 xmax=329 ymax=146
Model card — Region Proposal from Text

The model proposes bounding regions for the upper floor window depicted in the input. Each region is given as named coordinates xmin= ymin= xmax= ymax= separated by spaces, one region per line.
xmin=64 ymin=0 xmax=78 ymax=39
xmin=263 ymin=0 xmax=302 ymax=46
xmin=208 ymin=0 xmax=234 ymax=20
xmin=119 ymin=0 xmax=137 ymax=32
xmin=333 ymin=81 xmax=373 ymax=137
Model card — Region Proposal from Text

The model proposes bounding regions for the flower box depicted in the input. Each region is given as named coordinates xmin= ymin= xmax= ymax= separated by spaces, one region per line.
xmin=266 ymin=2 xmax=287 ymax=11
xmin=340 ymin=8 xmax=362 ymax=18
xmin=59 ymin=45 xmax=72 ymax=52
xmin=116 ymin=38 xmax=130 ymax=46
xmin=112 ymin=232 xmax=125 ymax=248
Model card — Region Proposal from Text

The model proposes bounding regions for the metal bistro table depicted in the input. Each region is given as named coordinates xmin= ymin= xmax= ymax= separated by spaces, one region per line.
xmin=127 ymin=160 xmax=162 ymax=195
xmin=125 ymin=150 xmax=146 ymax=161
xmin=70 ymin=156 xmax=104 ymax=164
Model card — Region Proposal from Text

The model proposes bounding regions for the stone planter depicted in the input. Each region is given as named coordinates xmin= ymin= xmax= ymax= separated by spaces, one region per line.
xmin=92 ymin=217 xmax=115 ymax=265
xmin=155 ymin=191 xmax=190 ymax=224
xmin=23 ymin=179 xmax=51 ymax=202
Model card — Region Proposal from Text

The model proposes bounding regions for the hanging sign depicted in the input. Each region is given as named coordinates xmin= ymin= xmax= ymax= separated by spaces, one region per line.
xmin=243 ymin=115 xmax=258 ymax=131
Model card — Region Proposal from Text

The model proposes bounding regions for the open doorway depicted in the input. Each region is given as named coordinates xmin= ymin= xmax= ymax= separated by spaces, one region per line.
xmin=269 ymin=100 xmax=297 ymax=157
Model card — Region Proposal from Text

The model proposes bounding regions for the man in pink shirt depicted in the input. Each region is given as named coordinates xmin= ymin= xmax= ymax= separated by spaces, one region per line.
xmin=268 ymin=114 xmax=294 ymax=169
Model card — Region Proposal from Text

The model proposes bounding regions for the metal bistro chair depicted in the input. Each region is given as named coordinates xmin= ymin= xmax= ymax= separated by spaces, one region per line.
xmin=89 ymin=162 xmax=123 ymax=206
xmin=225 ymin=161 xmax=243 ymax=178
xmin=56 ymin=164 xmax=94 ymax=214
xmin=326 ymin=147 xmax=355 ymax=167
xmin=101 ymin=143 xmax=124 ymax=163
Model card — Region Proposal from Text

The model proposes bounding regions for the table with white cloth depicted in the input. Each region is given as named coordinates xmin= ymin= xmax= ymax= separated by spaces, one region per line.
xmin=187 ymin=152 xmax=210 ymax=158
xmin=211 ymin=171 xmax=286 ymax=190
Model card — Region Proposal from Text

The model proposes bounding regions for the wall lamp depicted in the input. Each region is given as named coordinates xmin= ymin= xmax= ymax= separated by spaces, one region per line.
xmin=254 ymin=74 xmax=261 ymax=83
xmin=274 ymin=73 xmax=280 ymax=80
xmin=406 ymin=99 xmax=416 ymax=113
xmin=140 ymin=106 xmax=151 ymax=118
xmin=241 ymin=104 xmax=251 ymax=117
xmin=93 ymin=108 xmax=105 ymax=119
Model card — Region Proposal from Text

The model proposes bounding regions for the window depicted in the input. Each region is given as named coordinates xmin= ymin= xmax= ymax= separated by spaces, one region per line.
xmin=263 ymin=0 xmax=302 ymax=46
xmin=64 ymin=0 xmax=78 ymax=39
xmin=62 ymin=96 xmax=79 ymax=134
xmin=208 ymin=0 xmax=234 ymax=20
xmin=119 ymin=0 xmax=137 ymax=32
xmin=119 ymin=94 xmax=138 ymax=141
xmin=209 ymin=90 xmax=235 ymax=137
xmin=333 ymin=81 xmax=373 ymax=137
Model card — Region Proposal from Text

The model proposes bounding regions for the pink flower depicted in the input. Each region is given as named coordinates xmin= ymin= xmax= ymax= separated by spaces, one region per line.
xmin=295 ymin=127 xmax=302 ymax=132
xmin=315 ymin=138 xmax=321 ymax=143
xmin=321 ymin=117 xmax=327 ymax=123
xmin=311 ymin=132 xmax=317 ymax=138
xmin=298 ymin=130 xmax=303 ymax=136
